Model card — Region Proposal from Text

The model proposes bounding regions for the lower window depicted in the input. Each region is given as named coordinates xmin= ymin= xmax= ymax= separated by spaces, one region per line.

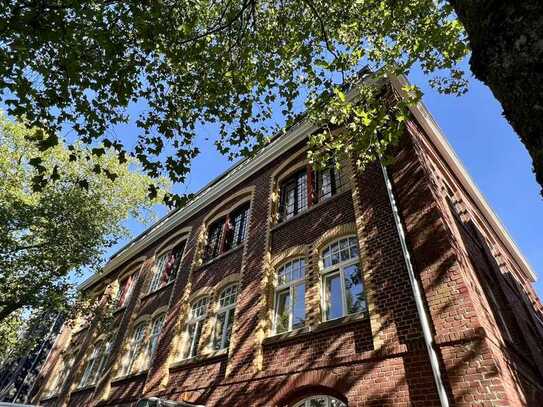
xmin=294 ymin=395 xmax=346 ymax=407
xmin=183 ymin=297 xmax=208 ymax=359
xmin=321 ymin=237 xmax=366 ymax=321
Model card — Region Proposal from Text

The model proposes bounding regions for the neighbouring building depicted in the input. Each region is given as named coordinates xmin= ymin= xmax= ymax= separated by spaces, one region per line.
xmin=0 ymin=313 xmax=63 ymax=404
xmin=33 ymin=76 xmax=543 ymax=407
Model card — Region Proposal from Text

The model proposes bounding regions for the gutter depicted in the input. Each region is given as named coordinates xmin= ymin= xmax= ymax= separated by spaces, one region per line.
xmin=380 ymin=162 xmax=450 ymax=407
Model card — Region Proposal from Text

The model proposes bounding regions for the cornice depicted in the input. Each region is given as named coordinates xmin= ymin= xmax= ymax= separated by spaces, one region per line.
xmin=389 ymin=75 xmax=536 ymax=282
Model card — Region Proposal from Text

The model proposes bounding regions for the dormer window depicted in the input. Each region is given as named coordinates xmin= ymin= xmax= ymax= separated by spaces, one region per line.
xmin=204 ymin=202 xmax=250 ymax=262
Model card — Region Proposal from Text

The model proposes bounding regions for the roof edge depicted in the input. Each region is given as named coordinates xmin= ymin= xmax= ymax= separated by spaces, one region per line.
xmin=389 ymin=74 xmax=536 ymax=282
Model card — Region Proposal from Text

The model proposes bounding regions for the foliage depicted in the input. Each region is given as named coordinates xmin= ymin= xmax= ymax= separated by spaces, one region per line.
xmin=0 ymin=0 xmax=469 ymax=206
xmin=0 ymin=113 xmax=167 ymax=326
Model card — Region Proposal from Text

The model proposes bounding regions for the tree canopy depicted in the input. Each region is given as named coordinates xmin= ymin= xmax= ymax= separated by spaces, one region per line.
xmin=0 ymin=0 xmax=540 ymax=202
xmin=0 ymin=113 xmax=166 ymax=328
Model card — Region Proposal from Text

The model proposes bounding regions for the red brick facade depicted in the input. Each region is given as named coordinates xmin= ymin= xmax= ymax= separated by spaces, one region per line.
xmin=34 ymin=93 xmax=543 ymax=406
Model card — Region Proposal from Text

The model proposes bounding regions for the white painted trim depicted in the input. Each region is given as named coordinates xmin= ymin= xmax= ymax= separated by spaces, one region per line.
xmin=388 ymin=74 xmax=535 ymax=282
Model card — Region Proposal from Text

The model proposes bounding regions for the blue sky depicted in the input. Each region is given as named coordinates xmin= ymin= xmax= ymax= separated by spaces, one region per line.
xmin=91 ymin=66 xmax=543 ymax=298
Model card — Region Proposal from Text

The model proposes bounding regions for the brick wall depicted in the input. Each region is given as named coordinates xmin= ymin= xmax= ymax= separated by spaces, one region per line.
xmin=35 ymin=120 xmax=543 ymax=407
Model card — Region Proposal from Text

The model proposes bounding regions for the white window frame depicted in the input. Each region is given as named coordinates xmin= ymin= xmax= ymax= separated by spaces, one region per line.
xmin=320 ymin=236 xmax=365 ymax=321
xmin=212 ymin=284 xmax=238 ymax=350
xmin=79 ymin=340 xmax=111 ymax=387
xmin=124 ymin=322 xmax=147 ymax=375
xmin=148 ymin=313 xmax=165 ymax=363
xmin=79 ymin=342 xmax=101 ymax=387
xmin=183 ymin=297 xmax=209 ymax=359
xmin=148 ymin=253 xmax=169 ymax=293
xmin=273 ymin=258 xmax=306 ymax=334
xmin=293 ymin=395 xmax=346 ymax=407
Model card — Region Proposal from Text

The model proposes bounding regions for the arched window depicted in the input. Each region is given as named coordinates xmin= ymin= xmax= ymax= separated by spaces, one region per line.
xmin=183 ymin=297 xmax=209 ymax=359
xmin=79 ymin=340 xmax=110 ymax=387
xmin=204 ymin=202 xmax=250 ymax=262
xmin=148 ymin=313 xmax=165 ymax=361
xmin=124 ymin=322 xmax=147 ymax=374
xmin=212 ymin=284 xmax=238 ymax=350
xmin=148 ymin=240 xmax=186 ymax=293
xmin=278 ymin=164 xmax=347 ymax=222
xmin=115 ymin=273 xmax=135 ymax=308
xmin=274 ymin=259 xmax=306 ymax=333
xmin=294 ymin=395 xmax=346 ymax=407
xmin=321 ymin=236 xmax=365 ymax=321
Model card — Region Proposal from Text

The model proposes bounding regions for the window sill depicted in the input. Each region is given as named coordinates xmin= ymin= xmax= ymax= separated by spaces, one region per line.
xmin=111 ymin=369 xmax=148 ymax=383
xmin=169 ymin=348 xmax=228 ymax=369
xmin=271 ymin=189 xmax=352 ymax=232
xmin=141 ymin=280 xmax=175 ymax=300
xmin=263 ymin=311 xmax=368 ymax=346
xmin=74 ymin=384 xmax=96 ymax=392
xmin=197 ymin=244 xmax=245 ymax=270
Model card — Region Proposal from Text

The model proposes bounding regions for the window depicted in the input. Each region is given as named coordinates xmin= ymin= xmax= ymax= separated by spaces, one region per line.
xmin=51 ymin=354 xmax=75 ymax=395
xmin=204 ymin=218 xmax=225 ymax=261
xmin=115 ymin=274 xmax=134 ymax=308
xmin=124 ymin=322 xmax=147 ymax=374
xmin=293 ymin=395 xmax=346 ymax=407
xmin=148 ymin=253 xmax=168 ymax=293
xmin=212 ymin=285 xmax=238 ymax=350
xmin=321 ymin=237 xmax=366 ymax=321
xmin=148 ymin=314 xmax=165 ymax=362
xmin=204 ymin=202 xmax=250 ymax=262
xmin=183 ymin=297 xmax=208 ymax=359
xmin=274 ymin=259 xmax=306 ymax=333
xmin=278 ymin=165 xmax=346 ymax=222
xmin=167 ymin=241 xmax=186 ymax=282
xmin=315 ymin=167 xmax=344 ymax=201
xmin=79 ymin=341 xmax=110 ymax=387
xmin=148 ymin=241 xmax=186 ymax=293
xmin=224 ymin=204 xmax=250 ymax=251
xmin=280 ymin=170 xmax=308 ymax=221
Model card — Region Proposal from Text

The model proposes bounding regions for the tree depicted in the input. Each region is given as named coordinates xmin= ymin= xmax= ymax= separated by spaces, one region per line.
xmin=0 ymin=0 xmax=540 ymax=202
xmin=0 ymin=113 xmax=167 ymax=327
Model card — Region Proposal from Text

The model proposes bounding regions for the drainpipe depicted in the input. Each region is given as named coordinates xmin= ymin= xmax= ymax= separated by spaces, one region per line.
xmin=380 ymin=162 xmax=450 ymax=407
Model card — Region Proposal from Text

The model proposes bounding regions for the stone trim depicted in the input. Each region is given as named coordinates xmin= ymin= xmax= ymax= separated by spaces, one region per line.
xmin=153 ymin=227 xmax=192 ymax=258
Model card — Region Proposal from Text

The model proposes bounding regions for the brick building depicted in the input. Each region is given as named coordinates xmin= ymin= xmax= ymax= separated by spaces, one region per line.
xmin=34 ymin=76 xmax=543 ymax=407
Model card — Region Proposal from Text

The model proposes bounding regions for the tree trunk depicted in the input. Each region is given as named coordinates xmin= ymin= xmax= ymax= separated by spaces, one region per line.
xmin=449 ymin=0 xmax=543 ymax=197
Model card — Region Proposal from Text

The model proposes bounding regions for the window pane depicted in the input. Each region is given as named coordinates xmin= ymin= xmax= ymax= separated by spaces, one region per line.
xmin=344 ymin=264 xmax=365 ymax=314
xmin=286 ymin=185 xmax=296 ymax=219
xmin=297 ymin=172 xmax=308 ymax=212
xmin=309 ymin=397 xmax=327 ymax=407
xmin=205 ymin=219 xmax=225 ymax=260
xmin=325 ymin=273 xmax=343 ymax=320
xmin=183 ymin=323 xmax=195 ymax=359
xmin=218 ymin=285 xmax=238 ymax=308
xmin=278 ymin=259 xmax=305 ymax=285
xmin=275 ymin=290 xmax=290 ymax=333
xmin=213 ymin=311 xmax=227 ymax=350
xmin=318 ymin=169 xmax=333 ymax=199
xmin=223 ymin=308 xmax=235 ymax=349
xmin=292 ymin=284 xmax=305 ymax=329
xmin=191 ymin=321 xmax=203 ymax=357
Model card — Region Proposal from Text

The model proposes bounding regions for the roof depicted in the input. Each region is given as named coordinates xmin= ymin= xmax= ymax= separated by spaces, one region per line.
xmin=79 ymin=74 xmax=536 ymax=291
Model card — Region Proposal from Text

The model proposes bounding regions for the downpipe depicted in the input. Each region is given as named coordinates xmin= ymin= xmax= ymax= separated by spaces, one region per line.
xmin=380 ymin=162 xmax=450 ymax=407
